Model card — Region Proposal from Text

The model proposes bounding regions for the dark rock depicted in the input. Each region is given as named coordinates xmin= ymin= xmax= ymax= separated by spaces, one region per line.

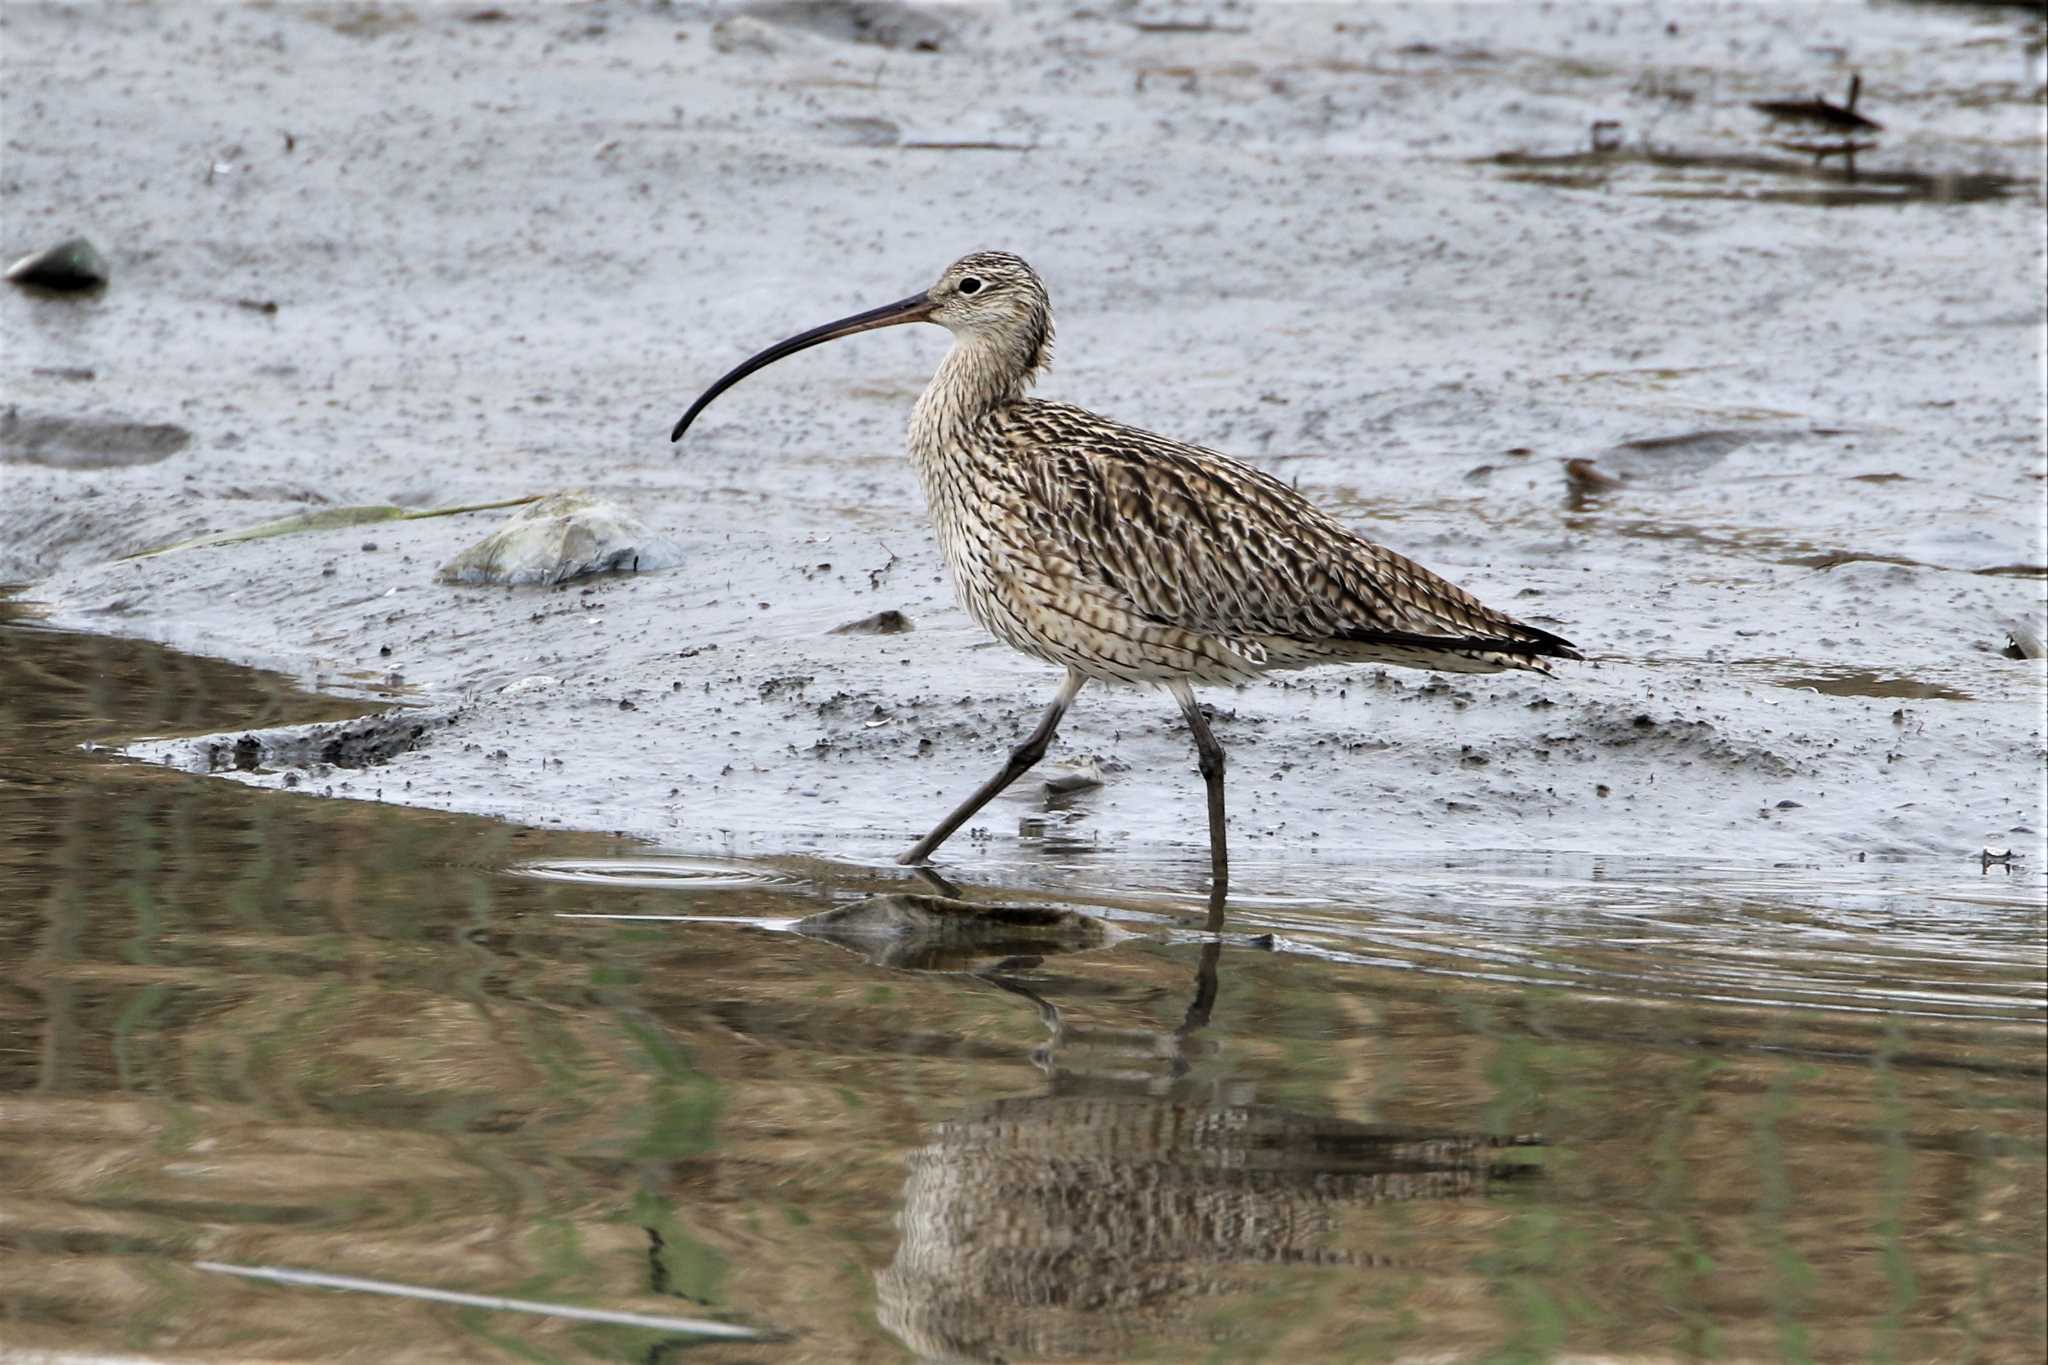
xmin=5 ymin=236 xmax=109 ymax=292
xmin=832 ymin=609 xmax=914 ymax=635
xmin=203 ymin=710 xmax=447 ymax=773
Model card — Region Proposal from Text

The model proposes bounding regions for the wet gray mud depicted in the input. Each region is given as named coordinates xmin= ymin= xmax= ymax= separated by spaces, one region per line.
xmin=2 ymin=4 xmax=2046 ymax=1354
xmin=4 ymin=1 xmax=2043 ymax=873
xmin=3 ymin=606 xmax=2044 ymax=1362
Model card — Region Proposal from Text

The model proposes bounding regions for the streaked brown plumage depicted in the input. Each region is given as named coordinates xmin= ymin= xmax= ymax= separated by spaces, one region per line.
xmin=672 ymin=251 xmax=1579 ymax=918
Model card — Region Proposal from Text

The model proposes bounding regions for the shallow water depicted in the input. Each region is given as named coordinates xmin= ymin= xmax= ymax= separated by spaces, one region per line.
xmin=2 ymin=610 xmax=2043 ymax=1363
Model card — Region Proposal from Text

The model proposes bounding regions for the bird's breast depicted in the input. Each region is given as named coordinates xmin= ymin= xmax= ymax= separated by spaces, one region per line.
xmin=907 ymin=434 xmax=1047 ymax=657
xmin=910 ymin=446 xmax=996 ymax=605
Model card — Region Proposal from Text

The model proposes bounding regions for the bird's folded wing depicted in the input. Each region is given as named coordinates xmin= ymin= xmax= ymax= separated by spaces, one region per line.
xmin=999 ymin=402 xmax=1574 ymax=658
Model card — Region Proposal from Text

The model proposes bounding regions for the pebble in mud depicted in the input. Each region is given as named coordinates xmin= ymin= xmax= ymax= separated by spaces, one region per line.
xmin=832 ymin=609 xmax=914 ymax=635
xmin=5 ymin=236 xmax=109 ymax=292
xmin=1042 ymin=759 xmax=1104 ymax=795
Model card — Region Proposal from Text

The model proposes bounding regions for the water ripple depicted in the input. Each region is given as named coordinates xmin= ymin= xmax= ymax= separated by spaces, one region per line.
xmin=506 ymin=855 xmax=806 ymax=892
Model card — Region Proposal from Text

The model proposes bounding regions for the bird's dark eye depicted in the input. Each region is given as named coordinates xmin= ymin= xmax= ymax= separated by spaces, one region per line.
xmin=958 ymin=277 xmax=982 ymax=295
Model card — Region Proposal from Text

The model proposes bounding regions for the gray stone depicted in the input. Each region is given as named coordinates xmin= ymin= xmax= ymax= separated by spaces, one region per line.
xmin=437 ymin=491 xmax=683 ymax=587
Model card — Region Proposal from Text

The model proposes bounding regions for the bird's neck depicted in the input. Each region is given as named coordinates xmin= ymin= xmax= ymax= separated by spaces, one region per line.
xmin=910 ymin=334 xmax=1031 ymax=458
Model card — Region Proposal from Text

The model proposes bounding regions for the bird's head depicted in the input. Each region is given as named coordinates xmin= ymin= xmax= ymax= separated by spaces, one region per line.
xmin=671 ymin=251 xmax=1053 ymax=444
xmin=925 ymin=251 xmax=1054 ymax=379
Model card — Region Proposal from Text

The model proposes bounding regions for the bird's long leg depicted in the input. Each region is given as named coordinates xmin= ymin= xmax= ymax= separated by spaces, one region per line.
xmin=897 ymin=668 xmax=1087 ymax=866
xmin=1168 ymin=681 xmax=1229 ymax=928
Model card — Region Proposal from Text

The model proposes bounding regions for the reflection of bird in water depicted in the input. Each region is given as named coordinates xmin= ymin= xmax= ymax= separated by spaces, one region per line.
xmin=671 ymin=252 xmax=1578 ymax=915
xmin=875 ymin=943 xmax=1540 ymax=1362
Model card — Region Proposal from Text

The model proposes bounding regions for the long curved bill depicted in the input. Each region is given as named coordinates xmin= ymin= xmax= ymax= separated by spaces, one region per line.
xmin=670 ymin=291 xmax=935 ymax=443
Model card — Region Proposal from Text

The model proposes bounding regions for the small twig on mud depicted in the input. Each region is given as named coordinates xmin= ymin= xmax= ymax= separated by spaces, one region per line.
xmin=869 ymin=542 xmax=901 ymax=590
xmin=898 ymin=140 xmax=1037 ymax=152
xmin=1129 ymin=19 xmax=1250 ymax=34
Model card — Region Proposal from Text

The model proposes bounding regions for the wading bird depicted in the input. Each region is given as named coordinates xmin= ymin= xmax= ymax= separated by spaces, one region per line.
xmin=671 ymin=252 xmax=1578 ymax=917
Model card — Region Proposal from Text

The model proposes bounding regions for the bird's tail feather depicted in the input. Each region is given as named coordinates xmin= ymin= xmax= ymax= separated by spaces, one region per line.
xmin=1332 ymin=625 xmax=1582 ymax=662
